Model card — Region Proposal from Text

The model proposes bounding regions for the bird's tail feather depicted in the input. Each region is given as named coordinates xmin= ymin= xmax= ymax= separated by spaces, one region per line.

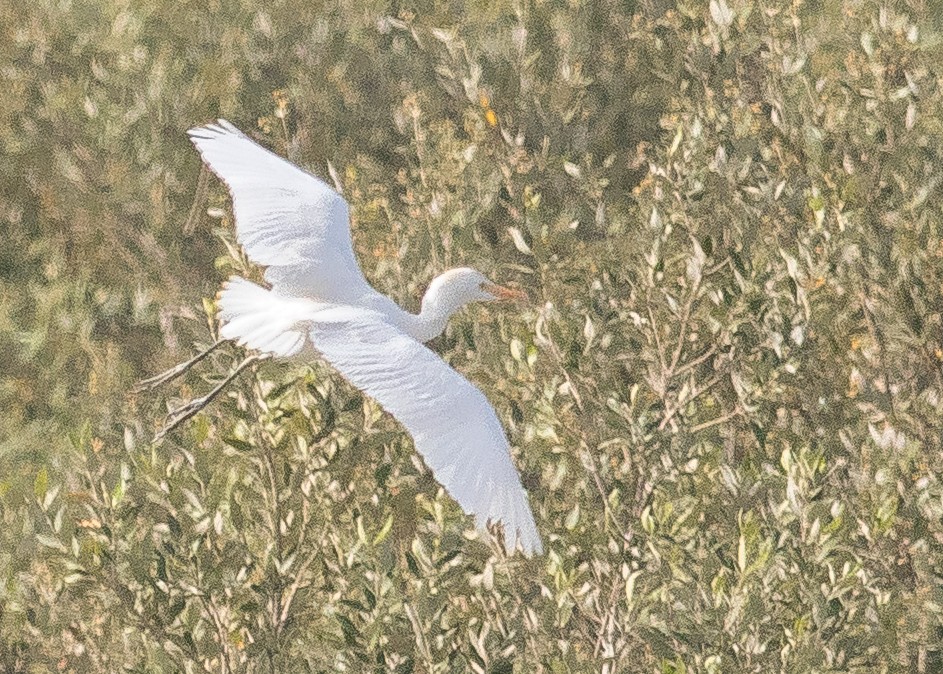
xmin=217 ymin=277 xmax=307 ymax=357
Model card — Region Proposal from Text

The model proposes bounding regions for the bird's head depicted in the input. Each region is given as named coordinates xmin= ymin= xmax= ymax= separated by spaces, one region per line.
xmin=422 ymin=267 xmax=527 ymax=315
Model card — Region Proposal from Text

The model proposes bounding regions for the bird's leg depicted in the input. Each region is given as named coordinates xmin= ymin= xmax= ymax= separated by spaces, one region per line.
xmin=133 ymin=339 xmax=228 ymax=392
xmin=153 ymin=353 xmax=269 ymax=442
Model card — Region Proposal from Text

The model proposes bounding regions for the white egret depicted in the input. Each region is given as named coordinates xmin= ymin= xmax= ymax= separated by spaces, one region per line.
xmin=185 ymin=120 xmax=542 ymax=555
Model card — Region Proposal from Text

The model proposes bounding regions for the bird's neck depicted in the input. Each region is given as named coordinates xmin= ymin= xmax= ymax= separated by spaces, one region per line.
xmin=356 ymin=287 xmax=457 ymax=343
xmin=371 ymin=279 xmax=472 ymax=343
xmin=407 ymin=298 xmax=454 ymax=343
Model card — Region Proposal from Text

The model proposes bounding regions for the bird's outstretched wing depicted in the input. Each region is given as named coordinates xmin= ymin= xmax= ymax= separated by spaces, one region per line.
xmin=309 ymin=311 xmax=543 ymax=555
xmin=188 ymin=120 xmax=372 ymax=302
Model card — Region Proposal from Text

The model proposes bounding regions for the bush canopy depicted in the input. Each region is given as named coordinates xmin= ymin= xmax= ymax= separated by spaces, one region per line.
xmin=1 ymin=0 xmax=942 ymax=671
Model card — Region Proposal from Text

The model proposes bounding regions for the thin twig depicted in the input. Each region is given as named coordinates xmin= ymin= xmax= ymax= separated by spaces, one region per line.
xmin=153 ymin=354 xmax=268 ymax=442
xmin=278 ymin=547 xmax=319 ymax=629
xmin=667 ymin=278 xmax=700 ymax=376
xmin=658 ymin=372 xmax=724 ymax=431
xmin=546 ymin=336 xmax=585 ymax=413
xmin=403 ymin=603 xmax=435 ymax=666
xmin=183 ymin=165 xmax=210 ymax=235
xmin=689 ymin=406 xmax=742 ymax=434
xmin=133 ymin=339 xmax=227 ymax=392
xmin=277 ymin=482 xmax=315 ymax=628
xmin=592 ymin=573 xmax=622 ymax=658
xmin=646 ymin=299 xmax=667 ymax=372
xmin=704 ymin=257 xmax=731 ymax=277
xmin=580 ymin=442 xmax=628 ymax=538
xmin=198 ymin=591 xmax=232 ymax=674
xmin=262 ymin=423 xmax=286 ymax=638
xmin=858 ymin=289 xmax=897 ymax=421
xmin=673 ymin=344 xmax=718 ymax=378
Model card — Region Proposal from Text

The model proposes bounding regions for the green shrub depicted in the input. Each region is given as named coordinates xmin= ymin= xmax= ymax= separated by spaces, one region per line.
xmin=2 ymin=0 xmax=942 ymax=671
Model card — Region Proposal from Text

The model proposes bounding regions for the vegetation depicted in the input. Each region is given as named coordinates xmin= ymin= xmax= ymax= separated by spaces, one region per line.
xmin=2 ymin=0 xmax=942 ymax=671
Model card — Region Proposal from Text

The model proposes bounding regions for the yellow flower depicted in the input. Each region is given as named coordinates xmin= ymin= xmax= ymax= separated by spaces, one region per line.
xmin=272 ymin=89 xmax=289 ymax=119
xmin=479 ymin=92 xmax=498 ymax=127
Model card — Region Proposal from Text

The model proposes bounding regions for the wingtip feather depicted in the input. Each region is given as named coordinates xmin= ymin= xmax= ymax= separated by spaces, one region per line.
xmin=187 ymin=118 xmax=242 ymax=142
xmin=477 ymin=487 xmax=543 ymax=557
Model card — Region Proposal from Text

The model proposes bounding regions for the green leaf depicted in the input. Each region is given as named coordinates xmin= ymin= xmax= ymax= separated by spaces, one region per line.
xmin=34 ymin=467 xmax=48 ymax=503
xmin=564 ymin=503 xmax=580 ymax=530
xmin=36 ymin=533 xmax=67 ymax=552
xmin=336 ymin=614 xmax=361 ymax=646
xmin=737 ymin=534 xmax=746 ymax=574
xmin=373 ymin=514 xmax=394 ymax=545
xmin=224 ymin=437 xmax=255 ymax=452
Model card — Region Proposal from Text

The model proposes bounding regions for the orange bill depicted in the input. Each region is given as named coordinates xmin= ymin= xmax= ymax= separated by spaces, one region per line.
xmin=482 ymin=282 xmax=528 ymax=302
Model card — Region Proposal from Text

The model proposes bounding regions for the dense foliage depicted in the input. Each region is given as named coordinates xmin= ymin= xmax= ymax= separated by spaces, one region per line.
xmin=2 ymin=0 xmax=943 ymax=671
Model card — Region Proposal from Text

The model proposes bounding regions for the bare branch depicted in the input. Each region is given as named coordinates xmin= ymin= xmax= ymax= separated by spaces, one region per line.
xmin=133 ymin=339 xmax=228 ymax=393
xmin=689 ymin=407 xmax=742 ymax=434
xmin=153 ymin=354 xmax=269 ymax=442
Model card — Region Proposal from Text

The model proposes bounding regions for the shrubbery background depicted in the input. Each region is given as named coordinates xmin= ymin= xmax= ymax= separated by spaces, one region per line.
xmin=2 ymin=0 xmax=943 ymax=671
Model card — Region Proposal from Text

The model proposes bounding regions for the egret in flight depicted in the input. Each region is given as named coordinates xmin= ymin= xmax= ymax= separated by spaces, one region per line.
xmin=170 ymin=120 xmax=541 ymax=555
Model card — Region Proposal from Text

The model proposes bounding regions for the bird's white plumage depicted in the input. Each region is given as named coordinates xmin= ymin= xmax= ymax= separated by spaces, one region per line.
xmin=217 ymin=278 xmax=309 ymax=357
xmin=192 ymin=120 xmax=542 ymax=555
xmin=188 ymin=120 xmax=372 ymax=302
xmin=308 ymin=310 xmax=543 ymax=554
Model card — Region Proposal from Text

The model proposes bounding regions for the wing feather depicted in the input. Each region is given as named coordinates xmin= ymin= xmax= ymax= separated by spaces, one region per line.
xmin=309 ymin=314 xmax=543 ymax=555
xmin=188 ymin=120 xmax=371 ymax=302
xmin=217 ymin=277 xmax=308 ymax=357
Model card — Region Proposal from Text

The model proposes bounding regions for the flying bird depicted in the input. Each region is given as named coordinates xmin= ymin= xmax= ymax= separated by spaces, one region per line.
xmin=186 ymin=119 xmax=542 ymax=555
